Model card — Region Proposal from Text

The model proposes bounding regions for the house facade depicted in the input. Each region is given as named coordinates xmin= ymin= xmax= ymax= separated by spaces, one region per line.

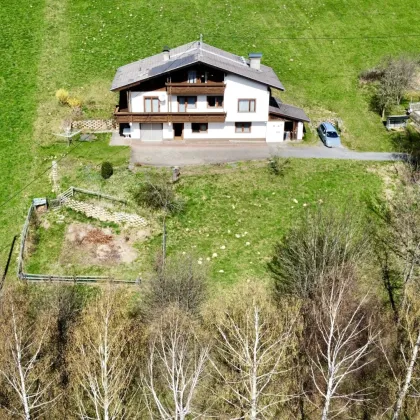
xmin=111 ymin=41 xmax=309 ymax=142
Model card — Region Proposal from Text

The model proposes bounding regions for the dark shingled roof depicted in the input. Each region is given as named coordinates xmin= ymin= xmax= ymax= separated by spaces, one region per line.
xmin=111 ymin=41 xmax=285 ymax=91
xmin=269 ymin=98 xmax=310 ymax=122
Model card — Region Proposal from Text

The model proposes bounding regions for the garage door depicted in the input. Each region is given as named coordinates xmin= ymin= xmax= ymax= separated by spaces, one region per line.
xmin=141 ymin=123 xmax=163 ymax=141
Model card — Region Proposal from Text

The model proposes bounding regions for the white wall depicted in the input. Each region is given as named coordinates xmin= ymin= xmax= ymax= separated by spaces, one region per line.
xmin=163 ymin=123 xmax=174 ymax=140
xmin=224 ymin=74 xmax=269 ymax=122
xmin=127 ymin=73 xmax=286 ymax=142
xmin=131 ymin=92 xmax=169 ymax=112
xmin=131 ymin=92 xmax=224 ymax=113
xmin=130 ymin=123 xmax=141 ymax=139
xmin=183 ymin=122 xmax=267 ymax=140
xmin=266 ymin=121 xmax=285 ymax=142
xmin=297 ymin=122 xmax=304 ymax=140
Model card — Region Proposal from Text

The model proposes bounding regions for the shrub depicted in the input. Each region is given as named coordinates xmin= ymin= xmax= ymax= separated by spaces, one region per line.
xmin=268 ymin=205 xmax=368 ymax=300
xmin=67 ymin=96 xmax=83 ymax=109
xmin=101 ymin=162 xmax=113 ymax=179
xmin=55 ymin=88 xmax=69 ymax=105
xmin=132 ymin=175 xmax=183 ymax=214
xmin=268 ymin=156 xmax=291 ymax=176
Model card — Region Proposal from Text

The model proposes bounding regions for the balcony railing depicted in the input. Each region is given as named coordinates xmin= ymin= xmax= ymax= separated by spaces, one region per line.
xmin=114 ymin=107 xmax=226 ymax=123
xmin=165 ymin=82 xmax=225 ymax=95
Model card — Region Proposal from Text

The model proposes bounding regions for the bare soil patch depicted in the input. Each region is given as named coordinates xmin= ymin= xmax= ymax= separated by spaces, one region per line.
xmin=61 ymin=222 xmax=149 ymax=266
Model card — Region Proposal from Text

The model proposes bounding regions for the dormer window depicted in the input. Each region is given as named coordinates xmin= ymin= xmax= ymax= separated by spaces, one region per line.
xmin=200 ymin=72 xmax=209 ymax=83
xmin=187 ymin=70 xmax=197 ymax=83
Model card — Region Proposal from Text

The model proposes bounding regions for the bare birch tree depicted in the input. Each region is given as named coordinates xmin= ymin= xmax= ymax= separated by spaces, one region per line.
xmin=0 ymin=290 xmax=58 ymax=419
xmin=309 ymin=271 xmax=377 ymax=419
xmin=373 ymin=183 xmax=420 ymax=418
xmin=69 ymin=286 xmax=138 ymax=419
xmin=374 ymin=56 xmax=417 ymax=117
xmin=143 ymin=306 xmax=209 ymax=419
xmin=213 ymin=298 xmax=295 ymax=419
xmin=269 ymin=204 xmax=369 ymax=300
xmin=392 ymin=312 xmax=420 ymax=420
xmin=144 ymin=253 xmax=208 ymax=318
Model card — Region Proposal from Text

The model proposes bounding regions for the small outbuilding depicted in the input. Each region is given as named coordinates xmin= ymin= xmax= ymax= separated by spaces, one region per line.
xmin=386 ymin=115 xmax=409 ymax=130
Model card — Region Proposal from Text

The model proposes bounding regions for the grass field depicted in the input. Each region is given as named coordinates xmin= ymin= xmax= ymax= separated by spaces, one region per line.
xmin=23 ymin=158 xmax=387 ymax=284
xmin=1 ymin=0 xmax=417 ymax=275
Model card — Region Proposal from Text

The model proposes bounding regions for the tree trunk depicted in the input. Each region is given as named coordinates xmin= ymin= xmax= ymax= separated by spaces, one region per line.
xmin=250 ymin=310 xmax=259 ymax=419
xmin=392 ymin=329 xmax=420 ymax=420
xmin=162 ymin=217 xmax=167 ymax=266
xmin=321 ymin=377 xmax=333 ymax=420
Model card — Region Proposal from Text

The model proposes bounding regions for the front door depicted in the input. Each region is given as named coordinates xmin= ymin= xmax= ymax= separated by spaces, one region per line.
xmin=173 ymin=123 xmax=184 ymax=140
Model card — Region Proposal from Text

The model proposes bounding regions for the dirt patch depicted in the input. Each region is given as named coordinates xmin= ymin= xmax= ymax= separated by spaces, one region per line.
xmin=61 ymin=223 xmax=149 ymax=266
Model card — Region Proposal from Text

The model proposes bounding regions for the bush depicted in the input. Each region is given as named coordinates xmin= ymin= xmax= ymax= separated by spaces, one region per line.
xmin=143 ymin=253 xmax=208 ymax=318
xmin=132 ymin=175 xmax=183 ymax=214
xmin=268 ymin=156 xmax=291 ymax=176
xmin=101 ymin=162 xmax=113 ymax=179
xmin=55 ymin=88 xmax=69 ymax=105
xmin=268 ymin=205 xmax=368 ymax=300
xmin=67 ymin=96 xmax=83 ymax=109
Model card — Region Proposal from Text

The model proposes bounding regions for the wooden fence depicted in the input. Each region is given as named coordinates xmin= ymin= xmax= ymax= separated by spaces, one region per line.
xmin=71 ymin=119 xmax=116 ymax=133
xmin=20 ymin=273 xmax=139 ymax=285
xmin=71 ymin=187 xmax=127 ymax=204
xmin=17 ymin=197 xmax=139 ymax=286
xmin=17 ymin=203 xmax=34 ymax=276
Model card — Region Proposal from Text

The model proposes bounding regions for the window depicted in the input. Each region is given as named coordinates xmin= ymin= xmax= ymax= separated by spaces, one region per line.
xmin=192 ymin=123 xmax=208 ymax=133
xmin=238 ymin=99 xmax=256 ymax=112
xmin=235 ymin=122 xmax=251 ymax=133
xmin=144 ymin=97 xmax=159 ymax=112
xmin=188 ymin=70 xmax=197 ymax=83
xmin=178 ymin=96 xmax=197 ymax=111
xmin=187 ymin=96 xmax=197 ymax=109
xmin=200 ymin=72 xmax=209 ymax=83
xmin=207 ymin=96 xmax=223 ymax=108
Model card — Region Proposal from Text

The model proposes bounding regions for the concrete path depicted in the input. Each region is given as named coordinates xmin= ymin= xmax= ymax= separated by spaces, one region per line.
xmin=129 ymin=142 xmax=404 ymax=167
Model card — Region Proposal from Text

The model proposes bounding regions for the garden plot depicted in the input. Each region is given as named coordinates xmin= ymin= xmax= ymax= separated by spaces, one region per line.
xmin=24 ymin=205 xmax=153 ymax=280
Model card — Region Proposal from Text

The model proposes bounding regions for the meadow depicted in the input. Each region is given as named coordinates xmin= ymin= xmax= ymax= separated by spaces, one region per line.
xmin=1 ymin=0 xmax=418 ymax=274
xmin=24 ymin=152 xmax=387 ymax=284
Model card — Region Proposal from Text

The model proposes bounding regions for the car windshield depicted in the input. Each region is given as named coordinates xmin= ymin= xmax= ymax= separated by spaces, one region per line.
xmin=327 ymin=131 xmax=338 ymax=138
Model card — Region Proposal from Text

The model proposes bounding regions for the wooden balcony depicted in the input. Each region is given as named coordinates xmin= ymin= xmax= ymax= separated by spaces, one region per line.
xmin=165 ymin=82 xmax=226 ymax=95
xmin=114 ymin=107 xmax=226 ymax=123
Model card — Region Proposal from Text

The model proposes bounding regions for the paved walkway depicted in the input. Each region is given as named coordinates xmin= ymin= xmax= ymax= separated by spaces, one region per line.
xmin=128 ymin=142 xmax=404 ymax=167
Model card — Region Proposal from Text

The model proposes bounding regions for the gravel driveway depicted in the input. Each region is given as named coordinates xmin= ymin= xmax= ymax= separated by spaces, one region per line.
xmin=128 ymin=141 xmax=403 ymax=167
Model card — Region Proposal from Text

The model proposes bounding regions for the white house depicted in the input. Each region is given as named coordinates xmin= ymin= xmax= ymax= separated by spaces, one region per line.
xmin=111 ymin=41 xmax=310 ymax=142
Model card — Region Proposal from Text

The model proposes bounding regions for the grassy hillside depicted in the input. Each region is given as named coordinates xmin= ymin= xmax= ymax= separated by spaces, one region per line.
xmin=22 ymin=156 xmax=386 ymax=284
xmin=1 ymin=0 xmax=417 ymax=269
xmin=65 ymin=0 xmax=419 ymax=150
xmin=0 ymin=0 xmax=45 ymax=258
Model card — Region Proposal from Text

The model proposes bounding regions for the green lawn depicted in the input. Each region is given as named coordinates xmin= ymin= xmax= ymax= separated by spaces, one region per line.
xmin=20 ymin=159 xmax=387 ymax=284
xmin=0 ymin=0 xmax=45 ymax=259
xmin=162 ymin=159 xmax=385 ymax=283
xmin=1 ymin=0 xmax=417 ymax=273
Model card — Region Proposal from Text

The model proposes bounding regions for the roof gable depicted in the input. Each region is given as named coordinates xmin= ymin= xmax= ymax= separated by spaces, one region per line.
xmin=111 ymin=41 xmax=284 ymax=91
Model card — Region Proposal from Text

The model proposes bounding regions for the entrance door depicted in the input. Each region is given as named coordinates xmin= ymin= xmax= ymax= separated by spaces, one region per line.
xmin=173 ymin=123 xmax=184 ymax=140
xmin=141 ymin=123 xmax=163 ymax=141
xmin=283 ymin=121 xmax=296 ymax=140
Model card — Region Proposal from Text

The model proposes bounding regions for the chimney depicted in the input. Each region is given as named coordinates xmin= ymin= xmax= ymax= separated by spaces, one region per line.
xmin=249 ymin=53 xmax=262 ymax=70
xmin=163 ymin=46 xmax=170 ymax=61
